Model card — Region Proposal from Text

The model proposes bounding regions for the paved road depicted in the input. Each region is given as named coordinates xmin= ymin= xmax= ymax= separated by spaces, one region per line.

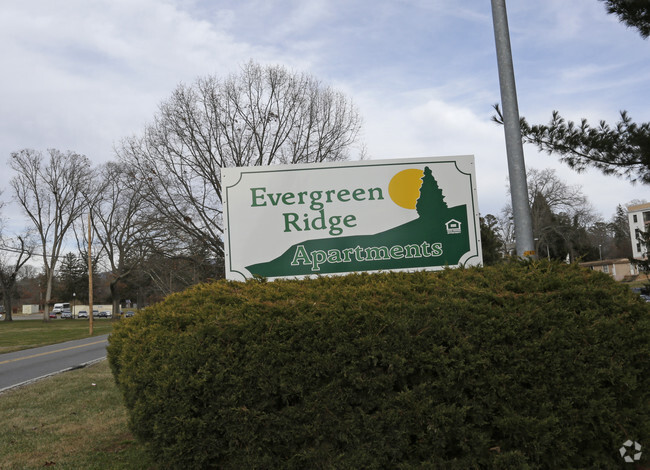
xmin=0 ymin=334 xmax=109 ymax=393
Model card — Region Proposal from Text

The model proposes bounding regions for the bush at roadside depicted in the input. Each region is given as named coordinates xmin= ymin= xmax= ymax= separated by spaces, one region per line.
xmin=108 ymin=261 xmax=650 ymax=469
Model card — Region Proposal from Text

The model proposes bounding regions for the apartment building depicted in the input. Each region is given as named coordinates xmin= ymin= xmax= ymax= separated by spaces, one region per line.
xmin=628 ymin=202 xmax=650 ymax=260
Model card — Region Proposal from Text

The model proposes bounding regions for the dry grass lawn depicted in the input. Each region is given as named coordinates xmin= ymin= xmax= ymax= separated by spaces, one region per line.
xmin=0 ymin=360 xmax=154 ymax=469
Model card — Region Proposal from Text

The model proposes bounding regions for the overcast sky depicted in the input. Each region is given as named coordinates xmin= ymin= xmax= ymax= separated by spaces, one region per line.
xmin=1 ymin=0 xmax=648 ymax=235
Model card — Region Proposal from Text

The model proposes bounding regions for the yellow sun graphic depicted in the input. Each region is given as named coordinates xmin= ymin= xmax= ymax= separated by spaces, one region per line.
xmin=388 ymin=168 xmax=424 ymax=209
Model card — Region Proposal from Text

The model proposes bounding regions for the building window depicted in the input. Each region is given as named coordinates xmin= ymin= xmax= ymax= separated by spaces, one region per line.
xmin=603 ymin=265 xmax=609 ymax=273
xmin=637 ymin=243 xmax=642 ymax=252
xmin=634 ymin=214 xmax=638 ymax=223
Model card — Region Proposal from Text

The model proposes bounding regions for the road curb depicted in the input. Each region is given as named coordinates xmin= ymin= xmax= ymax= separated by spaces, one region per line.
xmin=0 ymin=356 xmax=106 ymax=395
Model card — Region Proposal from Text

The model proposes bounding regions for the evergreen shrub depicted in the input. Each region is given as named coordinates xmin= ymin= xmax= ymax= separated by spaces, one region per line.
xmin=108 ymin=261 xmax=650 ymax=469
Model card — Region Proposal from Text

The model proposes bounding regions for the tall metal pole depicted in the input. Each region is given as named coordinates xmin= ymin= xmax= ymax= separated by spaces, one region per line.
xmin=490 ymin=0 xmax=536 ymax=258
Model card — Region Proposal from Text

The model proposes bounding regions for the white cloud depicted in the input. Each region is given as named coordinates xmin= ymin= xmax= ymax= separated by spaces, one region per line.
xmin=354 ymin=88 xmax=512 ymax=216
xmin=0 ymin=0 xmax=647 ymax=235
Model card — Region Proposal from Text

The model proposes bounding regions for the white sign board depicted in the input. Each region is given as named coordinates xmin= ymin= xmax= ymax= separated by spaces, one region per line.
xmin=222 ymin=156 xmax=482 ymax=280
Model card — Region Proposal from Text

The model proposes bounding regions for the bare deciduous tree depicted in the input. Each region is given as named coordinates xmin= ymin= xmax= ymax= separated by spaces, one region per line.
xmin=117 ymin=61 xmax=363 ymax=260
xmin=89 ymin=162 xmax=165 ymax=315
xmin=501 ymin=168 xmax=600 ymax=261
xmin=10 ymin=149 xmax=93 ymax=320
xmin=0 ymin=230 xmax=34 ymax=321
xmin=1 ymin=183 xmax=34 ymax=321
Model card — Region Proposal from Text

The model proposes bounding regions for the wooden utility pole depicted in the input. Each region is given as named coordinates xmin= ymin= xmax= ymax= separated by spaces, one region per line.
xmin=88 ymin=212 xmax=94 ymax=336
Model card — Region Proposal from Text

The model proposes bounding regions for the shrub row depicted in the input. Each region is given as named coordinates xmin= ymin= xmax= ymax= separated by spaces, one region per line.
xmin=108 ymin=261 xmax=650 ymax=469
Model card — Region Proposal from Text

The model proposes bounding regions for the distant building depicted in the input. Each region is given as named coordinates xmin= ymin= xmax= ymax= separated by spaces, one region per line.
xmin=22 ymin=304 xmax=39 ymax=314
xmin=580 ymin=258 xmax=640 ymax=282
xmin=628 ymin=202 xmax=650 ymax=260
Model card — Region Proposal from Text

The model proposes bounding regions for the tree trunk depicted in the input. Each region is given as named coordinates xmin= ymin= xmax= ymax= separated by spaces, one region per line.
xmin=43 ymin=268 xmax=54 ymax=322
xmin=110 ymin=279 xmax=121 ymax=320
xmin=2 ymin=290 xmax=12 ymax=321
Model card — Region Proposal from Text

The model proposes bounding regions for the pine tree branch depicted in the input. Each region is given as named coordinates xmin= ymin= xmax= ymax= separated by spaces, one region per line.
xmin=599 ymin=0 xmax=650 ymax=39
xmin=492 ymin=104 xmax=650 ymax=184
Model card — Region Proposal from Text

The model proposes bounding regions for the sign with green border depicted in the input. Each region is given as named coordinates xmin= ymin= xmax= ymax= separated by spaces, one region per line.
xmin=222 ymin=156 xmax=483 ymax=280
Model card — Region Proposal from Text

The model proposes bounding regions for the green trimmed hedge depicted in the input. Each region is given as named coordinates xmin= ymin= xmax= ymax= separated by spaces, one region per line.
xmin=108 ymin=261 xmax=650 ymax=469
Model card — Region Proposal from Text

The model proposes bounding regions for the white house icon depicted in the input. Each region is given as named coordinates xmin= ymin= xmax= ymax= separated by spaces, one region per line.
xmin=445 ymin=219 xmax=462 ymax=234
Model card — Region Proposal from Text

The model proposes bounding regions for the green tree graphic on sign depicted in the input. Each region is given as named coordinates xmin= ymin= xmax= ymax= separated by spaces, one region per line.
xmin=416 ymin=166 xmax=448 ymax=218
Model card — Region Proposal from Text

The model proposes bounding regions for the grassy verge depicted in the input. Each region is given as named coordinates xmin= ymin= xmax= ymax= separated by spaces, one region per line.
xmin=0 ymin=320 xmax=114 ymax=354
xmin=0 ymin=360 xmax=154 ymax=470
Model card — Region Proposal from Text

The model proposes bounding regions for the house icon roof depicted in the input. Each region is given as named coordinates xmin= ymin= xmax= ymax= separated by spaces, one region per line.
xmin=445 ymin=219 xmax=462 ymax=234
